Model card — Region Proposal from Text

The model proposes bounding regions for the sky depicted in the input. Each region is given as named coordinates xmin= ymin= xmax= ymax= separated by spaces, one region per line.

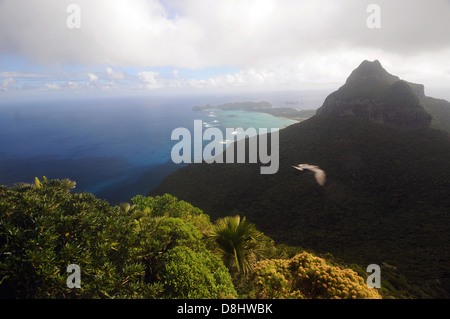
xmin=0 ymin=0 xmax=449 ymax=100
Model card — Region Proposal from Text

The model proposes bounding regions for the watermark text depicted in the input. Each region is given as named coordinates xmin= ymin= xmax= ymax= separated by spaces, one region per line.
xmin=171 ymin=120 xmax=279 ymax=174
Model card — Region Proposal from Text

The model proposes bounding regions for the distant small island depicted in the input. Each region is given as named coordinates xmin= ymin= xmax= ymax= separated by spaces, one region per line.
xmin=193 ymin=101 xmax=315 ymax=121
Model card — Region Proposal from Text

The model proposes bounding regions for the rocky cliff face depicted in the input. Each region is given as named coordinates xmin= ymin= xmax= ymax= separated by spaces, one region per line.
xmin=316 ymin=60 xmax=432 ymax=129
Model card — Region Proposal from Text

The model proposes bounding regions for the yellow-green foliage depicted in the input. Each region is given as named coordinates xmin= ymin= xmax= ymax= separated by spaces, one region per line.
xmin=251 ymin=252 xmax=382 ymax=299
xmin=1 ymin=177 xmax=386 ymax=299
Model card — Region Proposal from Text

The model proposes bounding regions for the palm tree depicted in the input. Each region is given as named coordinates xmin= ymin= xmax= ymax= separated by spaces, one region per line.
xmin=209 ymin=215 xmax=265 ymax=275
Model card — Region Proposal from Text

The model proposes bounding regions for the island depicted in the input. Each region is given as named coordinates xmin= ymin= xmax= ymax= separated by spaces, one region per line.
xmin=192 ymin=101 xmax=316 ymax=121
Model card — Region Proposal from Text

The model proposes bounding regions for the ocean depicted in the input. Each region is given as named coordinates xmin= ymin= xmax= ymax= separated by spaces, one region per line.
xmin=0 ymin=94 xmax=298 ymax=204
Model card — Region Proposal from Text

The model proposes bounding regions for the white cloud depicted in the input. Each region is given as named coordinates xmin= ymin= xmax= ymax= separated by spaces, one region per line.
xmin=0 ymin=0 xmax=449 ymax=93
xmin=105 ymin=67 xmax=126 ymax=80
xmin=65 ymin=81 xmax=83 ymax=90
xmin=0 ymin=0 xmax=203 ymax=68
xmin=0 ymin=77 xmax=17 ymax=91
xmin=0 ymin=71 xmax=49 ymax=79
xmin=138 ymin=71 xmax=160 ymax=89
xmin=87 ymin=73 xmax=98 ymax=82
xmin=1 ymin=0 xmax=449 ymax=68
xmin=45 ymin=83 xmax=62 ymax=90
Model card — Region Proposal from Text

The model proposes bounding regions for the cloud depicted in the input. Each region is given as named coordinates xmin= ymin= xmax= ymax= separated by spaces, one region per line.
xmin=0 ymin=77 xmax=17 ymax=91
xmin=0 ymin=71 xmax=49 ymax=79
xmin=138 ymin=71 xmax=160 ymax=89
xmin=0 ymin=0 xmax=449 ymax=94
xmin=45 ymin=83 xmax=62 ymax=90
xmin=65 ymin=81 xmax=83 ymax=90
xmin=0 ymin=0 xmax=202 ymax=68
xmin=87 ymin=73 xmax=99 ymax=82
xmin=105 ymin=67 xmax=126 ymax=80
xmin=1 ymin=0 xmax=449 ymax=69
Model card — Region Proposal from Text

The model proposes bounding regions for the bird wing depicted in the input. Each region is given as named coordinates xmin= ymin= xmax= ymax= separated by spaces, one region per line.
xmin=312 ymin=169 xmax=326 ymax=186
xmin=296 ymin=164 xmax=319 ymax=170
xmin=292 ymin=164 xmax=326 ymax=186
xmin=294 ymin=164 xmax=326 ymax=186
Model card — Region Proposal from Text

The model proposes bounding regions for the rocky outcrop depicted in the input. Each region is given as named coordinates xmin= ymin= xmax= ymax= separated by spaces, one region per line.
xmin=316 ymin=60 xmax=432 ymax=129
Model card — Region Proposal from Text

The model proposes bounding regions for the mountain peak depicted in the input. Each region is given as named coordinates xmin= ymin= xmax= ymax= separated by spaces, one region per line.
xmin=345 ymin=59 xmax=400 ymax=87
xmin=316 ymin=60 xmax=432 ymax=129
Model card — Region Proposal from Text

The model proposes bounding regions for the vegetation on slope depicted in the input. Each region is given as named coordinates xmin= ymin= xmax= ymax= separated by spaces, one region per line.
xmin=250 ymin=252 xmax=381 ymax=299
xmin=0 ymin=177 xmax=382 ymax=299
xmin=0 ymin=178 xmax=235 ymax=299
xmin=151 ymin=116 xmax=450 ymax=298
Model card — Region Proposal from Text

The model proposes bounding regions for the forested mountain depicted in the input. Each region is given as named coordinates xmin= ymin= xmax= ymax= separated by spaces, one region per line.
xmin=151 ymin=61 xmax=450 ymax=298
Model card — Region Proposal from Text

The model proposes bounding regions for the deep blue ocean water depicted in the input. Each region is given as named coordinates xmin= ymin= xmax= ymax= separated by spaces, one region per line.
xmin=0 ymin=95 xmax=297 ymax=204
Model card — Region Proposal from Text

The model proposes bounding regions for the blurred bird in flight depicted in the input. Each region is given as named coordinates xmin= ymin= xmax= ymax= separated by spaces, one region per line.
xmin=292 ymin=164 xmax=326 ymax=186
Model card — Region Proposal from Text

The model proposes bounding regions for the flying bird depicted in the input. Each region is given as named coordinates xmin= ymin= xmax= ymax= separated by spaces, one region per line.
xmin=292 ymin=164 xmax=326 ymax=186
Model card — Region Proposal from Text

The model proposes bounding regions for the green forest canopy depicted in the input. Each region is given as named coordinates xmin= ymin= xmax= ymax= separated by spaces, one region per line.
xmin=0 ymin=177 xmax=391 ymax=299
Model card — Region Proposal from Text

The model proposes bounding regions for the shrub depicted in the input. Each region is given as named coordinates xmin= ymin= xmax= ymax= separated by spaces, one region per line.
xmin=0 ymin=178 xmax=153 ymax=298
xmin=132 ymin=194 xmax=213 ymax=233
xmin=0 ymin=180 xmax=235 ymax=299
xmin=162 ymin=246 xmax=237 ymax=299
xmin=251 ymin=252 xmax=382 ymax=299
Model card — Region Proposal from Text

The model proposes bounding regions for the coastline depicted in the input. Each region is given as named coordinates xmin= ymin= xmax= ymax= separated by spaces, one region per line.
xmin=143 ymin=107 xmax=302 ymax=198
xmin=192 ymin=101 xmax=316 ymax=122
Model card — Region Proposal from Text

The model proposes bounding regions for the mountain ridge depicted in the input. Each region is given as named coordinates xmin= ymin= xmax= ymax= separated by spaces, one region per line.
xmin=316 ymin=60 xmax=432 ymax=129
xmin=316 ymin=60 xmax=450 ymax=132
